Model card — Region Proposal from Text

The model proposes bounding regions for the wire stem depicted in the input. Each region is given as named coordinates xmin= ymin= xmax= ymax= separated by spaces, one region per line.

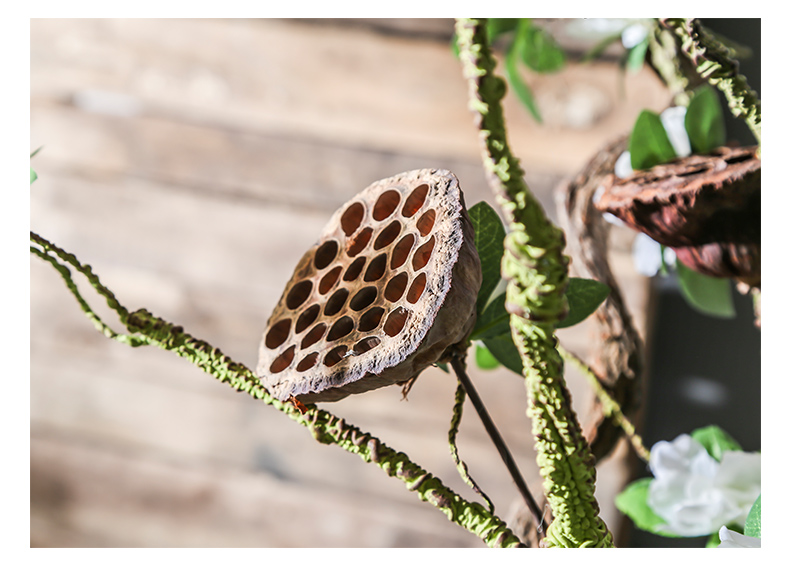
xmin=450 ymin=356 xmax=546 ymax=540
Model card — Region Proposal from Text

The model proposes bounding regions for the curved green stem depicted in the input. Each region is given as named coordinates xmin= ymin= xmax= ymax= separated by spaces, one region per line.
xmin=30 ymin=231 xmax=524 ymax=548
xmin=448 ymin=378 xmax=495 ymax=514
xmin=660 ymin=18 xmax=761 ymax=145
xmin=558 ymin=346 xmax=651 ymax=463
xmin=455 ymin=18 xmax=613 ymax=547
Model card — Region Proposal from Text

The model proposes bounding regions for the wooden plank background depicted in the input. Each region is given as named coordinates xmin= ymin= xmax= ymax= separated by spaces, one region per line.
xmin=30 ymin=18 xmax=666 ymax=547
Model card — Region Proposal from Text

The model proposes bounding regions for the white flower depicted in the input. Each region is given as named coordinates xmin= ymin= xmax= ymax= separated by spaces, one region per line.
xmin=660 ymin=106 xmax=692 ymax=158
xmin=646 ymin=434 xmax=761 ymax=537
xmin=632 ymin=234 xmax=677 ymax=277
xmin=621 ymin=23 xmax=649 ymax=49
xmin=632 ymin=233 xmax=662 ymax=276
xmin=718 ymin=527 xmax=761 ymax=548
xmin=614 ymin=150 xmax=634 ymax=178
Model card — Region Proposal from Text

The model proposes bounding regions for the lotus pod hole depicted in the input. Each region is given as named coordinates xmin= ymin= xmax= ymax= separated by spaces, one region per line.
xmin=319 ymin=266 xmax=343 ymax=294
xmin=286 ymin=280 xmax=313 ymax=309
xmin=314 ymin=240 xmax=339 ymax=269
xmin=341 ymin=203 xmax=365 ymax=236
xmin=343 ymin=257 xmax=366 ymax=281
xmin=301 ymin=323 xmax=327 ymax=349
xmin=296 ymin=352 xmax=319 ymax=372
xmin=407 ymin=273 xmax=427 ymax=303
xmin=373 ymin=190 xmax=402 ymax=221
xmin=346 ymin=227 xmax=373 ymax=257
xmin=257 ymin=169 xmax=482 ymax=403
xmin=390 ymin=234 xmax=416 ymax=269
xmin=295 ymin=304 xmax=320 ymax=333
xmin=324 ymin=289 xmax=349 ymax=316
xmin=327 ymin=316 xmax=355 ymax=341
xmin=359 ymin=307 xmax=386 ymax=332
xmin=374 ymin=221 xmax=402 ymax=250
xmin=384 ymin=272 xmax=409 ymax=302
xmin=416 ymin=209 xmax=436 ymax=236
xmin=349 ymin=286 xmax=378 ymax=311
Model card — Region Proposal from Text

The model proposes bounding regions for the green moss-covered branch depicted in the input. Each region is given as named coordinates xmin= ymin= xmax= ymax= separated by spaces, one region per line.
xmin=448 ymin=380 xmax=495 ymax=513
xmin=660 ymin=18 xmax=761 ymax=145
xmin=30 ymin=230 xmax=524 ymax=548
xmin=455 ymin=18 xmax=613 ymax=547
xmin=558 ymin=346 xmax=651 ymax=463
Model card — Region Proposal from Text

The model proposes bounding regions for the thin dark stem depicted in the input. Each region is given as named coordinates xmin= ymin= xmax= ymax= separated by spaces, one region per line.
xmin=450 ymin=356 xmax=546 ymax=540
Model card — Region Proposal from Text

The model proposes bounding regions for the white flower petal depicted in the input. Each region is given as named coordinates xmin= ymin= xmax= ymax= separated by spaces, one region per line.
xmin=632 ymin=233 xmax=662 ymax=277
xmin=614 ymin=151 xmax=633 ymax=178
xmin=660 ymin=106 xmax=692 ymax=157
xmin=621 ymin=23 xmax=648 ymax=48
xmin=650 ymin=434 xmax=714 ymax=477
xmin=718 ymin=527 xmax=761 ymax=548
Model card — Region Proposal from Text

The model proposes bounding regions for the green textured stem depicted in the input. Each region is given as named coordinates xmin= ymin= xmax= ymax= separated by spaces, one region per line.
xmin=448 ymin=380 xmax=495 ymax=514
xmin=455 ymin=18 xmax=613 ymax=548
xmin=558 ymin=346 xmax=650 ymax=463
xmin=660 ymin=18 xmax=761 ymax=145
xmin=30 ymin=231 xmax=524 ymax=548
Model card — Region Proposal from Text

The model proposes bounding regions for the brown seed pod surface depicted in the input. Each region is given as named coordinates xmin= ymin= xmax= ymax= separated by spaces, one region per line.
xmin=257 ymin=169 xmax=482 ymax=403
xmin=595 ymin=145 xmax=761 ymax=285
xmin=595 ymin=145 xmax=760 ymax=247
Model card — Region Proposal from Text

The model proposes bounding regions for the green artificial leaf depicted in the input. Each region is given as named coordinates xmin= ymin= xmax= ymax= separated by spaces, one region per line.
xmin=744 ymin=494 xmax=761 ymax=538
xmin=475 ymin=343 xmax=501 ymax=370
xmin=581 ymin=32 xmax=623 ymax=63
xmin=482 ymin=333 xmax=523 ymax=376
xmin=487 ymin=18 xmax=520 ymax=42
xmin=691 ymin=425 xmax=742 ymax=462
xmin=676 ymin=259 xmax=736 ymax=318
xmin=557 ymin=277 xmax=610 ymax=329
xmin=473 ymin=278 xmax=610 ymax=339
xmin=685 ymin=85 xmax=726 ymax=154
xmin=626 ymin=38 xmax=649 ymax=72
xmin=517 ymin=22 xmax=565 ymax=73
xmin=629 ymin=110 xmax=677 ymax=170
xmin=615 ymin=478 xmax=678 ymax=537
xmin=468 ymin=201 xmax=507 ymax=316
xmin=471 ymin=292 xmax=510 ymax=340
xmin=505 ymin=22 xmax=543 ymax=122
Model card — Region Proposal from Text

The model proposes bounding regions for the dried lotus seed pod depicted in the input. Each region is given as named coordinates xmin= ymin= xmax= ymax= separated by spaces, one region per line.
xmin=257 ymin=168 xmax=482 ymax=404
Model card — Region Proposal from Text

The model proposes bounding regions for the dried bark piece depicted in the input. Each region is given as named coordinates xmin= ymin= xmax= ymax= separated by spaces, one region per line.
xmin=595 ymin=145 xmax=760 ymax=286
xmin=555 ymin=135 xmax=644 ymax=462
xmin=258 ymin=169 xmax=482 ymax=404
